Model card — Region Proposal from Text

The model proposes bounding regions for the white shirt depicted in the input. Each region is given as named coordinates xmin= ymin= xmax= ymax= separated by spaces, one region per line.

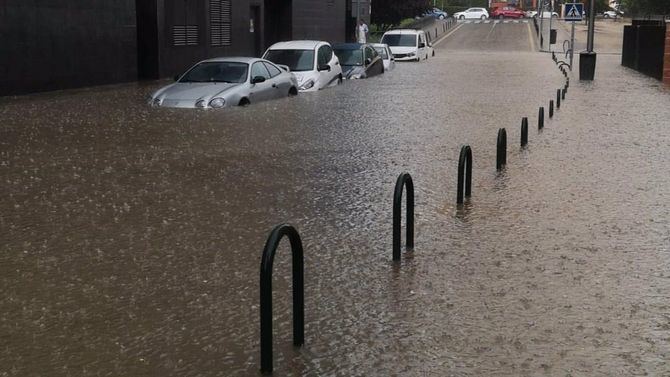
xmin=357 ymin=23 xmax=368 ymax=43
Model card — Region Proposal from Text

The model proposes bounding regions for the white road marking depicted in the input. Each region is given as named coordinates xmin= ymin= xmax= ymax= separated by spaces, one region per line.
xmin=432 ymin=23 xmax=465 ymax=46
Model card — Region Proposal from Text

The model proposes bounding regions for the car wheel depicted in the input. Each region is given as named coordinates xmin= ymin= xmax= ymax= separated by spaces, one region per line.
xmin=288 ymin=87 xmax=298 ymax=96
xmin=459 ymin=15 xmax=465 ymax=20
xmin=337 ymin=74 xmax=343 ymax=84
xmin=604 ymin=14 xmax=609 ymax=18
xmin=238 ymin=98 xmax=250 ymax=107
xmin=439 ymin=15 xmax=445 ymax=19
xmin=498 ymin=14 xmax=504 ymax=19
xmin=481 ymin=15 xmax=486 ymax=20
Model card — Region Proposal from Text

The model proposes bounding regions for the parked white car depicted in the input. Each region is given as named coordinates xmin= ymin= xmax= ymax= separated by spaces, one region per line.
xmin=454 ymin=8 xmax=489 ymax=20
xmin=149 ymin=57 xmax=298 ymax=109
xmin=371 ymin=43 xmax=395 ymax=71
xmin=536 ymin=11 xmax=559 ymax=18
xmin=380 ymin=29 xmax=433 ymax=62
xmin=262 ymin=40 xmax=342 ymax=92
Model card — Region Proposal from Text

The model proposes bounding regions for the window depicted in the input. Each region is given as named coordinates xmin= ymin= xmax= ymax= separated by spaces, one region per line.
xmin=210 ymin=0 xmax=232 ymax=46
xmin=263 ymin=62 xmax=282 ymax=78
xmin=263 ymin=49 xmax=315 ymax=72
xmin=317 ymin=45 xmax=333 ymax=67
xmin=381 ymin=34 xmax=417 ymax=47
xmin=179 ymin=62 xmax=248 ymax=83
xmin=250 ymin=62 xmax=271 ymax=80
xmin=171 ymin=0 xmax=199 ymax=46
xmin=374 ymin=47 xmax=388 ymax=59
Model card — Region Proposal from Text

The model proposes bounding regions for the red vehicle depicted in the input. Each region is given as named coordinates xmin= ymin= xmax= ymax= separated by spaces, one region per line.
xmin=490 ymin=6 xmax=526 ymax=19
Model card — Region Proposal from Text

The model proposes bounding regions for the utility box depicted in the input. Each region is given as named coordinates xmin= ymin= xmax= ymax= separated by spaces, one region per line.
xmin=550 ymin=29 xmax=557 ymax=44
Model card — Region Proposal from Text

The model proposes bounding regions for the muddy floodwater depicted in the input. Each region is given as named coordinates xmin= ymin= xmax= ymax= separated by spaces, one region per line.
xmin=2 ymin=24 xmax=670 ymax=376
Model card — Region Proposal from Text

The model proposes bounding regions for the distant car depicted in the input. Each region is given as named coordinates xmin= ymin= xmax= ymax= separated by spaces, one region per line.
xmin=491 ymin=6 xmax=525 ymax=19
xmin=262 ymin=40 xmax=342 ymax=92
xmin=380 ymin=29 xmax=433 ymax=62
xmin=453 ymin=8 xmax=489 ymax=20
xmin=535 ymin=10 xmax=559 ymax=18
xmin=371 ymin=43 xmax=395 ymax=71
xmin=603 ymin=10 xmax=623 ymax=18
xmin=332 ymin=43 xmax=385 ymax=79
xmin=149 ymin=57 xmax=298 ymax=109
xmin=427 ymin=7 xmax=449 ymax=19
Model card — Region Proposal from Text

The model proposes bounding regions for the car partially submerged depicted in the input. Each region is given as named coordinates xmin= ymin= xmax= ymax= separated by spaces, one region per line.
xmin=262 ymin=40 xmax=342 ymax=92
xmin=332 ymin=43 xmax=385 ymax=79
xmin=371 ymin=43 xmax=395 ymax=72
xmin=149 ymin=57 xmax=298 ymax=109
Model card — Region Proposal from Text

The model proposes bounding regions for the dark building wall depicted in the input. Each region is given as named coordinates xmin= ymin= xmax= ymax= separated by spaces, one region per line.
xmin=293 ymin=0 xmax=346 ymax=43
xmin=0 ymin=1 xmax=138 ymax=96
xmin=1 ymin=0 xmax=346 ymax=95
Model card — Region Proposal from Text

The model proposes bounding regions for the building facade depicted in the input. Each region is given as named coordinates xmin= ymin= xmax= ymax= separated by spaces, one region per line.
xmin=1 ymin=0 xmax=346 ymax=96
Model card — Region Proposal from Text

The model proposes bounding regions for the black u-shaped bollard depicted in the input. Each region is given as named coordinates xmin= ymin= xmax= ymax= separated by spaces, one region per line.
xmin=549 ymin=100 xmax=554 ymax=118
xmin=457 ymin=145 xmax=473 ymax=204
xmin=538 ymin=107 xmax=545 ymax=130
xmin=393 ymin=173 xmax=414 ymax=261
xmin=521 ymin=117 xmax=528 ymax=147
xmin=562 ymin=88 xmax=566 ymax=100
xmin=556 ymin=89 xmax=561 ymax=109
xmin=260 ymin=224 xmax=304 ymax=374
xmin=496 ymin=128 xmax=507 ymax=170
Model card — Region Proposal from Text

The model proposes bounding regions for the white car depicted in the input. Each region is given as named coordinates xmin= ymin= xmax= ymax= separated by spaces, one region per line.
xmin=536 ymin=11 xmax=559 ymax=18
xmin=603 ymin=10 xmax=623 ymax=18
xmin=380 ymin=29 xmax=433 ymax=62
xmin=371 ymin=43 xmax=395 ymax=71
xmin=454 ymin=8 xmax=489 ymax=20
xmin=262 ymin=40 xmax=342 ymax=92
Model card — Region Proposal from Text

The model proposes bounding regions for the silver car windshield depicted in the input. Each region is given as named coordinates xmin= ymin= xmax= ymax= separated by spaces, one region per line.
xmin=179 ymin=62 xmax=249 ymax=83
xmin=264 ymin=49 xmax=315 ymax=72
xmin=381 ymin=34 xmax=417 ymax=47
xmin=334 ymin=49 xmax=363 ymax=66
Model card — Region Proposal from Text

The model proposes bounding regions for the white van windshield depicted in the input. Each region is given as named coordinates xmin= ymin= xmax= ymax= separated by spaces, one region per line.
xmin=381 ymin=34 xmax=417 ymax=47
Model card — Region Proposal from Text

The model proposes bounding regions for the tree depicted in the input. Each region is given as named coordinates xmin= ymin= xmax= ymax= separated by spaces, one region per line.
xmin=371 ymin=0 xmax=432 ymax=27
xmin=621 ymin=0 xmax=670 ymax=15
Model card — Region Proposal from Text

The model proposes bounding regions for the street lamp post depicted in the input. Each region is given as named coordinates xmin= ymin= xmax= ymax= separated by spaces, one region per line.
xmin=579 ymin=0 xmax=597 ymax=80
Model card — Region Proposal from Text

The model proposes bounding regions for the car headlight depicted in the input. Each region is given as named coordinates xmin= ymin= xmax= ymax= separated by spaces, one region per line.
xmin=408 ymin=52 xmax=416 ymax=56
xmin=299 ymin=80 xmax=314 ymax=90
xmin=195 ymin=100 xmax=206 ymax=108
xmin=209 ymin=98 xmax=225 ymax=108
xmin=152 ymin=98 xmax=162 ymax=107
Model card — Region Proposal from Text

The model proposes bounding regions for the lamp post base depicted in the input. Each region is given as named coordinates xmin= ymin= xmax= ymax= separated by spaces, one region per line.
xmin=579 ymin=51 xmax=597 ymax=81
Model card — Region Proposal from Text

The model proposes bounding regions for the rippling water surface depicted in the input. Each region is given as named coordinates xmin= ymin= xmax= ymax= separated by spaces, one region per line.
xmin=2 ymin=36 xmax=670 ymax=376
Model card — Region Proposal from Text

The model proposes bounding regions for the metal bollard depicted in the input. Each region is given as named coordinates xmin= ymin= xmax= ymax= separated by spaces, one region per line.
xmin=549 ymin=100 xmax=554 ymax=118
xmin=556 ymin=89 xmax=561 ymax=109
xmin=538 ymin=107 xmax=545 ymax=130
xmin=521 ymin=117 xmax=528 ymax=147
xmin=393 ymin=173 xmax=414 ymax=261
xmin=260 ymin=224 xmax=305 ymax=374
xmin=562 ymin=88 xmax=566 ymax=100
xmin=457 ymin=145 xmax=473 ymax=204
xmin=496 ymin=128 xmax=507 ymax=170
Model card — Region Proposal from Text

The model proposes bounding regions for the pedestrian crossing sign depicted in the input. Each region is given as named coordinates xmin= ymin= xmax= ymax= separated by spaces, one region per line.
xmin=564 ymin=3 xmax=584 ymax=21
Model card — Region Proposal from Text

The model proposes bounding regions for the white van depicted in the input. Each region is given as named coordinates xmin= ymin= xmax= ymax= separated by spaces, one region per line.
xmin=380 ymin=29 xmax=433 ymax=62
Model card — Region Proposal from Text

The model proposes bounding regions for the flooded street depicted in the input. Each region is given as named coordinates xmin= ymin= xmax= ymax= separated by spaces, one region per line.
xmin=3 ymin=23 xmax=670 ymax=376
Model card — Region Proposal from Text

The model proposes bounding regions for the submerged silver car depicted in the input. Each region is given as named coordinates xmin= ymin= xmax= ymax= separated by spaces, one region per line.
xmin=149 ymin=57 xmax=299 ymax=109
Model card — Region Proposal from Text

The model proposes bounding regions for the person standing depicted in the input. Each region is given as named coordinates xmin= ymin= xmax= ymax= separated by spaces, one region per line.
xmin=356 ymin=19 xmax=369 ymax=43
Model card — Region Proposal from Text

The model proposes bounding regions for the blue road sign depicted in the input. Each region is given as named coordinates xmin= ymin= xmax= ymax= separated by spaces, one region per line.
xmin=564 ymin=3 xmax=584 ymax=21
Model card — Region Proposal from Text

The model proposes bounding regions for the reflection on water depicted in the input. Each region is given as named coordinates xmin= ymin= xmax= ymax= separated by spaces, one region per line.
xmin=2 ymin=49 xmax=670 ymax=376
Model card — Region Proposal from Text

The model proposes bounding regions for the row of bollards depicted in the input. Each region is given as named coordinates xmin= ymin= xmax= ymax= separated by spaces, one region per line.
xmin=258 ymin=42 xmax=575 ymax=375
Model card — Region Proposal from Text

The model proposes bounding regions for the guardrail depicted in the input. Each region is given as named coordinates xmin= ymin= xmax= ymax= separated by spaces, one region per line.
xmin=260 ymin=224 xmax=305 ymax=374
xmin=457 ymin=145 xmax=473 ymax=204
xmin=393 ymin=173 xmax=414 ymax=261
xmin=496 ymin=128 xmax=507 ymax=170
